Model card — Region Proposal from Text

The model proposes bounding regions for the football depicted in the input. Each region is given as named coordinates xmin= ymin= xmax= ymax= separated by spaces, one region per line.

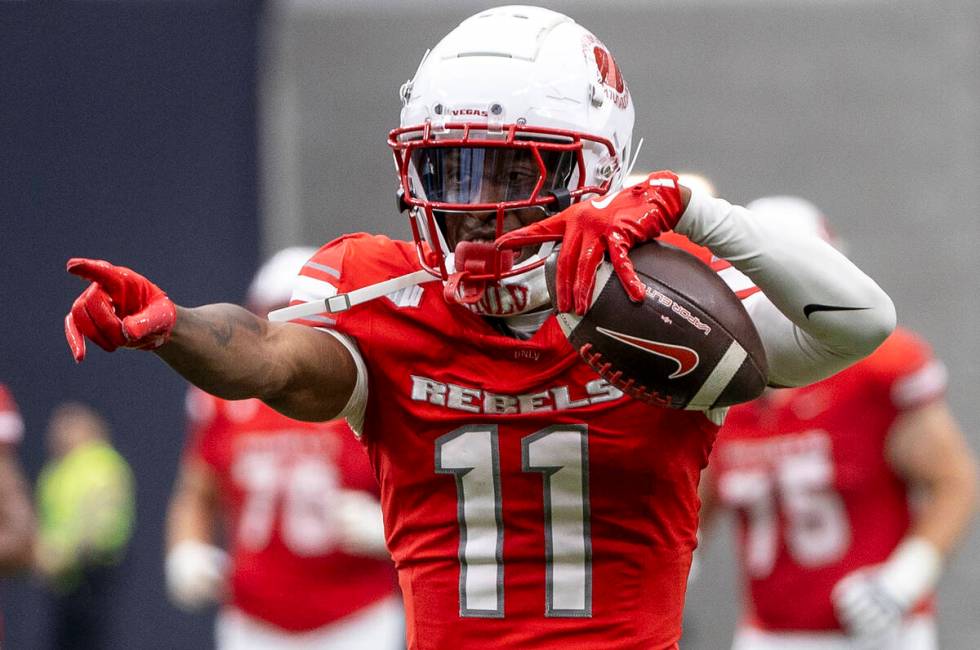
xmin=548 ymin=241 xmax=768 ymax=410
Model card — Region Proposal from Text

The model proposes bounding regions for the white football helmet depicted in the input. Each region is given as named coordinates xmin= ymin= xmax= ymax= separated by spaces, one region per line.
xmin=389 ymin=5 xmax=635 ymax=316
xmin=746 ymin=196 xmax=843 ymax=251
xmin=246 ymin=246 xmax=317 ymax=313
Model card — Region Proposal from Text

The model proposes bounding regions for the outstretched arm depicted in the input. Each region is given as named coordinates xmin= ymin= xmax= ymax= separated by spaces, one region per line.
xmin=65 ymin=259 xmax=357 ymax=422
xmin=159 ymin=305 xmax=357 ymax=421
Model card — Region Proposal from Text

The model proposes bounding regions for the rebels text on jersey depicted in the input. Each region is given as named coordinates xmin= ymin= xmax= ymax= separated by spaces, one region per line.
xmin=290 ymin=233 xmax=757 ymax=650
xmin=708 ymin=328 xmax=946 ymax=631
xmin=184 ymin=389 xmax=396 ymax=632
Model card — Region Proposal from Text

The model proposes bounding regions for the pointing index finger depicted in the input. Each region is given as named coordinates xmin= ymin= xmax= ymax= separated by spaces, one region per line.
xmin=495 ymin=214 xmax=567 ymax=250
xmin=66 ymin=258 xmax=127 ymax=299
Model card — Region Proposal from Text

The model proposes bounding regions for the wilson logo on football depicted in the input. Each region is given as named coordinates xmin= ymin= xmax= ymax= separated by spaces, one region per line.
xmin=595 ymin=327 xmax=699 ymax=379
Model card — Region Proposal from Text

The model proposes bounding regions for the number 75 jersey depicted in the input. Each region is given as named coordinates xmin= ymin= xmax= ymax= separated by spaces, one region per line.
xmin=292 ymin=234 xmax=724 ymax=650
xmin=707 ymin=327 xmax=946 ymax=632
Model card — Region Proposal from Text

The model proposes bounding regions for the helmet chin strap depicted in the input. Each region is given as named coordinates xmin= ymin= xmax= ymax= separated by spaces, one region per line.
xmin=268 ymin=240 xmax=552 ymax=324
xmin=444 ymin=241 xmax=515 ymax=305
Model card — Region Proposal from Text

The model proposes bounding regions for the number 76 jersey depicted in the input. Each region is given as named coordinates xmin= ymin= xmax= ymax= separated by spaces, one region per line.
xmin=292 ymin=234 xmax=726 ymax=650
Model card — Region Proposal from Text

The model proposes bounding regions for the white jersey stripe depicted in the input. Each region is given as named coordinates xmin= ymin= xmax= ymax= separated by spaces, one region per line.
xmin=686 ymin=341 xmax=747 ymax=410
xmin=717 ymin=266 xmax=757 ymax=294
xmin=304 ymin=261 xmax=340 ymax=277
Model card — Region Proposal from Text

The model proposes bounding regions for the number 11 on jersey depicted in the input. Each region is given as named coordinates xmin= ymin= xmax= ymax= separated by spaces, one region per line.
xmin=435 ymin=424 xmax=591 ymax=618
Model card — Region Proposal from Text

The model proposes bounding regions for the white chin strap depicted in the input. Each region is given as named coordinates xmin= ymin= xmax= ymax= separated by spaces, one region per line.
xmin=268 ymin=269 xmax=435 ymax=322
xmin=267 ymin=263 xmax=551 ymax=323
xmin=268 ymin=243 xmax=557 ymax=323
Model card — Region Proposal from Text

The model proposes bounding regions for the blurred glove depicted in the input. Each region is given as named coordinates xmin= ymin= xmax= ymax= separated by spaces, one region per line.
xmin=496 ymin=170 xmax=687 ymax=315
xmin=165 ymin=540 xmax=229 ymax=612
xmin=334 ymin=490 xmax=389 ymax=558
xmin=831 ymin=537 xmax=941 ymax=644
xmin=831 ymin=568 xmax=905 ymax=644
xmin=65 ymin=258 xmax=176 ymax=362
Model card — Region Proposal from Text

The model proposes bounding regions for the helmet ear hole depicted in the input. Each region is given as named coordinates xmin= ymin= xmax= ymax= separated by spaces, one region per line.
xmin=396 ymin=188 xmax=411 ymax=213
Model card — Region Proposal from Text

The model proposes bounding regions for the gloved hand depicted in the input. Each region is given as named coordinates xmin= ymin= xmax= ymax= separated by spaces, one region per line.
xmin=65 ymin=258 xmax=177 ymax=362
xmin=832 ymin=568 xmax=906 ymax=643
xmin=165 ymin=540 xmax=229 ymax=611
xmin=831 ymin=537 xmax=941 ymax=644
xmin=496 ymin=170 xmax=688 ymax=315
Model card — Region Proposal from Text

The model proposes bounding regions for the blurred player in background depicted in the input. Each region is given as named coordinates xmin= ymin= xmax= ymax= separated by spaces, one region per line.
xmin=165 ymin=248 xmax=400 ymax=650
xmin=627 ymin=172 xmax=716 ymax=200
xmin=0 ymin=384 xmax=35 ymax=647
xmin=700 ymin=196 xmax=979 ymax=650
xmin=63 ymin=7 xmax=897 ymax=648
xmin=35 ymin=402 xmax=135 ymax=650
xmin=0 ymin=384 xmax=35 ymax=574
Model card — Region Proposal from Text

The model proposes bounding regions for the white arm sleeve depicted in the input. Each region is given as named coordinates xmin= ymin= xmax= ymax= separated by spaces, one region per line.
xmin=675 ymin=191 xmax=896 ymax=387
xmin=288 ymin=271 xmax=370 ymax=434
xmin=319 ymin=329 xmax=369 ymax=435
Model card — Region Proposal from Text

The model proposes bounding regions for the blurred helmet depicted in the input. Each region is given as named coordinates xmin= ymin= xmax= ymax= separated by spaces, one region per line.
xmin=746 ymin=196 xmax=842 ymax=250
xmin=627 ymin=171 xmax=716 ymax=197
xmin=676 ymin=172 xmax=717 ymax=198
xmin=389 ymin=5 xmax=635 ymax=316
xmin=246 ymin=247 xmax=317 ymax=313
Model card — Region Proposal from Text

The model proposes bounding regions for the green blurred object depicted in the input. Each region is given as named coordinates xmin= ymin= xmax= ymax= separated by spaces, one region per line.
xmin=37 ymin=439 xmax=135 ymax=592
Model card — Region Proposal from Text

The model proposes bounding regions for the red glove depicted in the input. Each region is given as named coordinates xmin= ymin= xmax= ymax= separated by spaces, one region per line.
xmin=64 ymin=258 xmax=177 ymax=362
xmin=496 ymin=170 xmax=688 ymax=315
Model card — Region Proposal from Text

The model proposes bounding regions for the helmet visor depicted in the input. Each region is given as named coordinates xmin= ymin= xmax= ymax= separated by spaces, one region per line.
xmin=408 ymin=146 xmax=576 ymax=206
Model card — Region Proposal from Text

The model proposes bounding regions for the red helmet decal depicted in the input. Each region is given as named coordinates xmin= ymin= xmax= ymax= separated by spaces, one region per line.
xmin=596 ymin=327 xmax=699 ymax=379
xmin=593 ymin=46 xmax=625 ymax=94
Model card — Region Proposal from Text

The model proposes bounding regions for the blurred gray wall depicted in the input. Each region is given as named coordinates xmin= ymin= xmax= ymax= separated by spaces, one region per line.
xmin=3 ymin=3 xmax=263 ymax=647
xmin=259 ymin=1 xmax=980 ymax=647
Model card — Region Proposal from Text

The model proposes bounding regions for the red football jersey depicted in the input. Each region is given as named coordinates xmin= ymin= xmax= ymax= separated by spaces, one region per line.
xmin=0 ymin=384 xmax=24 ymax=446
xmin=183 ymin=388 xmax=396 ymax=632
xmin=291 ymin=232 xmax=756 ymax=649
xmin=709 ymin=328 xmax=946 ymax=631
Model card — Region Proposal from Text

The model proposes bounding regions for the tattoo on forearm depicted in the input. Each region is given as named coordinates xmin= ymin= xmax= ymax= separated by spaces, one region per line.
xmin=187 ymin=306 xmax=263 ymax=348
xmin=206 ymin=318 xmax=234 ymax=347
xmin=160 ymin=305 xmax=275 ymax=402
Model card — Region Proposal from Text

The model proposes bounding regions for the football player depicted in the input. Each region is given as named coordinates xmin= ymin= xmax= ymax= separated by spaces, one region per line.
xmin=165 ymin=248 xmax=400 ymax=649
xmin=64 ymin=7 xmax=896 ymax=649
xmin=700 ymin=196 xmax=978 ymax=650
xmin=0 ymin=383 xmax=34 ymax=574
